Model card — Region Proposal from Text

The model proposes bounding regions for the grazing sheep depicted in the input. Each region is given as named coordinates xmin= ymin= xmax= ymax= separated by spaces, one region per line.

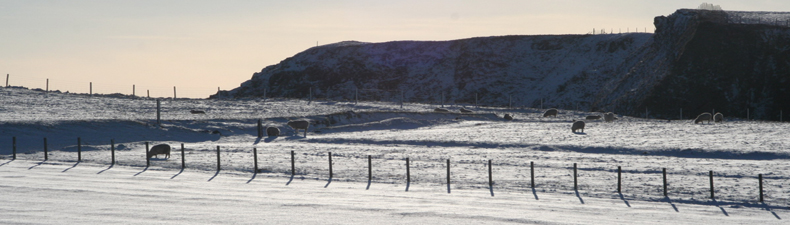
xmin=572 ymin=120 xmax=585 ymax=133
xmin=604 ymin=112 xmax=616 ymax=122
xmin=504 ymin=114 xmax=513 ymax=121
xmin=714 ymin=113 xmax=724 ymax=122
xmin=266 ymin=126 xmax=280 ymax=137
xmin=585 ymin=115 xmax=601 ymax=120
xmin=190 ymin=110 xmax=206 ymax=114
xmin=434 ymin=108 xmax=449 ymax=112
xmin=147 ymin=144 xmax=171 ymax=159
xmin=459 ymin=108 xmax=473 ymax=113
xmin=694 ymin=112 xmax=712 ymax=124
xmin=543 ymin=108 xmax=558 ymax=117
xmin=287 ymin=119 xmax=310 ymax=137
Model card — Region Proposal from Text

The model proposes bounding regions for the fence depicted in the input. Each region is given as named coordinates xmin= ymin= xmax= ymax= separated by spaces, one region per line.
xmin=7 ymin=136 xmax=788 ymax=206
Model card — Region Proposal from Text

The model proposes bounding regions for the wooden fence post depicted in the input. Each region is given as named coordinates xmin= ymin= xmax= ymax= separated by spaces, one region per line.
xmin=156 ymin=99 xmax=161 ymax=127
xmin=12 ymin=137 xmax=16 ymax=160
xmin=758 ymin=174 xmax=764 ymax=202
xmin=77 ymin=137 xmax=81 ymax=162
xmin=530 ymin=161 xmax=535 ymax=188
xmin=709 ymin=170 xmax=714 ymax=199
xmin=257 ymin=119 xmax=263 ymax=138
xmin=291 ymin=150 xmax=295 ymax=176
xmin=44 ymin=137 xmax=48 ymax=161
xmin=216 ymin=146 xmax=221 ymax=171
xmin=180 ymin=143 xmax=185 ymax=169
xmin=405 ymin=157 xmax=410 ymax=191
xmin=328 ymin=152 xmax=333 ymax=179
xmin=368 ymin=155 xmax=372 ymax=184
xmin=89 ymin=82 xmax=92 ymax=96
xmin=173 ymin=86 xmax=177 ymax=99
xmin=110 ymin=139 xmax=115 ymax=165
xmin=46 ymin=79 xmax=48 ymax=92
xmin=253 ymin=147 xmax=258 ymax=173
xmin=488 ymin=159 xmax=493 ymax=188
xmin=145 ymin=142 xmax=150 ymax=166
xmin=617 ymin=166 xmax=622 ymax=193
xmin=573 ymin=163 xmax=578 ymax=190
xmin=5 ymin=74 xmax=8 ymax=87
xmin=663 ymin=168 xmax=668 ymax=197
xmin=446 ymin=158 xmax=451 ymax=193
xmin=133 ymin=85 xmax=135 ymax=96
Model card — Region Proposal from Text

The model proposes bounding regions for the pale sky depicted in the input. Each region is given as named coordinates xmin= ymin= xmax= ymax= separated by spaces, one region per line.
xmin=2 ymin=1 xmax=788 ymax=98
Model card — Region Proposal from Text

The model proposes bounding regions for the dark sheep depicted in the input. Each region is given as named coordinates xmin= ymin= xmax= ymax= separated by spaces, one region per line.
xmin=190 ymin=110 xmax=206 ymax=114
xmin=504 ymin=114 xmax=513 ymax=121
xmin=266 ymin=126 xmax=280 ymax=137
xmin=434 ymin=108 xmax=449 ymax=112
xmin=585 ymin=115 xmax=601 ymax=120
xmin=694 ymin=112 xmax=712 ymax=124
xmin=147 ymin=144 xmax=171 ymax=159
xmin=543 ymin=108 xmax=558 ymax=117
xmin=287 ymin=119 xmax=310 ymax=137
xmin=572 ymin=120 xmax=585 ymax=133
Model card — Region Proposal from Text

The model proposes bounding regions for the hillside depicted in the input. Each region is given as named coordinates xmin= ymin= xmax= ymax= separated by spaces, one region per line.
xmin=215 ymin=9 xmax=790 ymax=120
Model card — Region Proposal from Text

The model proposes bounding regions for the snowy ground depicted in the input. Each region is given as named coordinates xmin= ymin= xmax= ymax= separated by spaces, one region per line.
xmin=1 ymin=87 xmax=789 ymax=224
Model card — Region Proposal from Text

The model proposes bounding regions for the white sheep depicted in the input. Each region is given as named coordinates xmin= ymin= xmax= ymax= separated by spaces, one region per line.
xmin=713 ymin=113 xmax=724 ymax=122
xmin=287 ymin=119 xmax=310 ymax=137
xmin=543 ymin=108 xmax=558 ymax=117
xmin=694 ymin=112 xmax=712 ymax=124
xmin=572 ymin=120 xmax=585 ymax=133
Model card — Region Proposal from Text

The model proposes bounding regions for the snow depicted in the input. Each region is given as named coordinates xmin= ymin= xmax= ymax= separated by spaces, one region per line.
xmin=1 ymin=86 xmax=789 ymax=224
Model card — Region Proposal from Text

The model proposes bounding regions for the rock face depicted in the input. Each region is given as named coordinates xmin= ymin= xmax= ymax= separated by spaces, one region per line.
xmin=215 ymin=9 xmax=790 ymax=120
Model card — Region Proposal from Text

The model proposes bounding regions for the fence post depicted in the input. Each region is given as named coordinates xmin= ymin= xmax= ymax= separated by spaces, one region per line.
xmin=530 ymin=161 xmax=535 ymax=188
xmin=12 ymin=136 xmax=16 ymax=160
xmin=354 ymin=89 xmax=358 ymax=104
xmin=145 ymin=142 xmax=150 ymax=166
xmin=617 ymin=166 xmax=622 ymax=193
xmin=253 ymin=147 xmax=258 ymax=173
xmin=173 ymin=86 xmax=177 ymax=99
xmin=180 ymin=143 xmax=185 ymax=169
xmin=291 ymin=150 xmax=295 ymax=176
xmin=488 ymin=159 xmax=493 ymax=188
xmin=156 ymin=99 xmax=161 ymax=127
xmin=405 ymin=157 xmax=410 ymax=191
xmin=368 ymin=155 xmax=372 ymax=184
xmin=663 ymin=168 xmax=668 ymax=197
xmin=758 ymin=174 xmax=764 ymax=202
xmin=573 ymin=163 xmax=578 ymax=190
xmin=709 ymin=170 xmax=714 ymax=199
xmin=46 ymin=79 xmax=49 ymax=92
xmin=680 ymin=108 xmax=683 ymax=120
xmin=147 ymin=90 xmax=150 ymax=98
xmin=257 ymin=119 xmax=263 ymax=138
xmin=446 ymin=158 xmax=451 ymax=194
xmin=89 ymin=82 xmax=92 ymax=96
xmin=5 ymin=74 xmax=8 ymax=87
xmin=216 ymin=146 xmax=221 ymax=171
xmin=44 ymin=137 xmax=48 ymax=161
xmin=400 ymin=90 xmax=404 ymax=109
xmin=133 ymin=85 xmax=135 ymax=96
xmin=441 ymin=93 xmax=444 ymax=108
xmin=328 ymin=152 xmax=333 ymax=180
xmin=111 ymin=139 xmax=115 ymax=165
xmin=77 ymin=137 xmax=81 ymax=162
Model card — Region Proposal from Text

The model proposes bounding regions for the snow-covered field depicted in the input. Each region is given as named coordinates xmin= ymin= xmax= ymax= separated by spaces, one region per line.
xmin=1 ymin=87 xmax=788 ymax=224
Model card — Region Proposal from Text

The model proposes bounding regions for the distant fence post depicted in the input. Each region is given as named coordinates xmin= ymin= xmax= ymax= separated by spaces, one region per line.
xmin=291 ymin=150 xmax=295 ymax=176
xmin=617 ymin=166 xmax=622 ymax=193
xmin=12 ymin=136 xmax=16 ymax=160
xmin=73 ymin=138 xmax=81 ymax=160
xmin=709 ymin=170 xmax=714 ymax=199
xmin=5 ymin=74 xmax=8 ymax=87
xmin=530 ymin=161 xmax=535 ymax=188
xmin=441 ymin=93 xmax=444 ymax=108
xmin=89 ymin=82 xmax=92 ymax=96
xmin=46 ymin=79 xmax=49 ymax=92
xmin=110 ymin=139 xmax=115 ymax=165
xmin=43 ymin=137 xmax=48 ymax=161
xmin=488 ymin=159 xmax=493 ymax=189
xmin=180 ymin=143 xmax=185 ymax=169
xmin=156 ymin=99 xmax=161 ymax=127
xmin=257 ymin=119 xmax=263 ymax=138
xmin=758 ymin=174 xmax=764 ymax=202
xmin=133 ymin=85 xmax=135 ymax=96
xmin=446 ymin=158 xmax=451 ymax=194
xmin=145 ymin=142 xmax=150 ymax=167
xmin=662 ymin=168 xmax=668 ymax=197
xmin=173 ymin=86 xmax=177 ymax=99
xmin=253 ymin=147 xmax=258 ymax=173
xmin=573 ymin=163 xmax=578 ymax=190
xmin=216 ymin=146 xmax=221 ymax=171
xmin=367 ymin=155 xmax=372 ymax=185
xmin=405 ymin=157 xmax=410 ymax=192
xmin=328 ymin=152 xmax=333 ymax=180
xmin=400 ymin=89 xmax=404 ymax=109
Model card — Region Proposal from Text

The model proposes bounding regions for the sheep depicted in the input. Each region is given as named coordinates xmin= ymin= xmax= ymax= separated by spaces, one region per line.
xmin=434 ymin=108 xmax=449 ymax=112
xmin=603 ymin=112 xmax=616 ymax=122
xmin=585 ymin=115 xmax=601 ymax=120
xmin=543 ymin=108 xmax=558 ymax=117
xmin=714 ymin=113 xmax=724 ymax=122
xmin=504 ymin=114 xmax=513 ymax=121
xmin=459 ymin=108 xmax=473 ymax=113
xmin=572 ymin=120 xmax=585 ymax=133
xmin=694 ymin=112 xmax=712 ymax=124
xmin=287 ymin=119 xmax=310 ymax=137
xmin=190 ymin=110 xmax=206 ymax=114
xmin=147 ymin=144 xmax=171 ymax=159
xmin=266 ymin=126 xmax=280 ymax=137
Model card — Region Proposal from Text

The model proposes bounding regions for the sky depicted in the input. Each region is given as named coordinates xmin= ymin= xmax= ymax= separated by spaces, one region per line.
xmin=2 ymin=1 xmax=789 ymax=98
